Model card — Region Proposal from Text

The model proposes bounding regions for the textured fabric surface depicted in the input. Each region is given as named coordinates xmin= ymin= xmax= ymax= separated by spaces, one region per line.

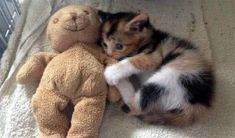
xmin=0 ymin=0 xmax=233 ymax=138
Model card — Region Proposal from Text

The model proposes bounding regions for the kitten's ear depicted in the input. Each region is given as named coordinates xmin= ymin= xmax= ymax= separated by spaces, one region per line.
xmin=126 ymin=11 xmax=149 ymax=32
xmin=98 ymin=10 xmax=113 ymax=22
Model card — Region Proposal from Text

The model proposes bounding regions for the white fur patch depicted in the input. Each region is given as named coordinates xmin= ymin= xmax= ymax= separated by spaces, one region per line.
xmin=116 ymin=79 xmax=142 ymax=114
xmin=134 ymin=90 xmax=142 ymax=111
xmin=104 ymin=59 xmax=141 ymax=85
xmin=146 ymin=67 xmax=188 ymax=110
xmin=116 ymin=79 xmax=135 ymax=104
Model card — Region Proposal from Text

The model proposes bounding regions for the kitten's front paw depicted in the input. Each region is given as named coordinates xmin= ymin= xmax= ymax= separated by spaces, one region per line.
xmin=104 ymin=65 xmax=123 ymax=85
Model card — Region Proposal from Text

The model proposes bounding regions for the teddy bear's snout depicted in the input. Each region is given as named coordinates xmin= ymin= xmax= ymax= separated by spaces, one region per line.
xmin=70 ymin=12 xmax=78 ymax=21
xmin=70 ymin=10 xmax=90 ymax=20
xmin=62 ymin=12 xmax=90 ymax=32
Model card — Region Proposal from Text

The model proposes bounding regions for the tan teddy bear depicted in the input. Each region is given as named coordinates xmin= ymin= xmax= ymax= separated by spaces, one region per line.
xmin=16 ymin=5 xmax=120 ymax=138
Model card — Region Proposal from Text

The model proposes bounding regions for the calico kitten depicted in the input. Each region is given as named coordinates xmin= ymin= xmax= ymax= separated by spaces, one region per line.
xmin=98 ymin=10 xmax=214 ymax=126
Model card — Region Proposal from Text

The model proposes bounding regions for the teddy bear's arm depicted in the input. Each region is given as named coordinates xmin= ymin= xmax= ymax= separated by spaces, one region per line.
xmin=16 ymin=52 xmax=57 ymax=84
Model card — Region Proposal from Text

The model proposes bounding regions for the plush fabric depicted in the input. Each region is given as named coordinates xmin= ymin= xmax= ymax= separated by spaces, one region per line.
xmin=15 ymin=5 xmax=121 ymax=138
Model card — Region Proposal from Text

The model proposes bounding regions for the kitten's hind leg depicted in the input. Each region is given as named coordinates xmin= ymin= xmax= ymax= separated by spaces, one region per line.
xmin=115 ymin=79 xmax=142 ymax=115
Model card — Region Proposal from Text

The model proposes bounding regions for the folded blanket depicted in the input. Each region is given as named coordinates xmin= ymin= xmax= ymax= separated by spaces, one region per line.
xmin=0 ymin=0 xmax=218 ymax=138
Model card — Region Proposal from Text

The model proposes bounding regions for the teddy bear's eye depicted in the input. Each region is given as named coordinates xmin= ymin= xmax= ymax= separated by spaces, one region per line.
xmin=53 ymin=18 xmax=59 ymax=24
xmin=83 ymin=10 xmax=90 ymax=15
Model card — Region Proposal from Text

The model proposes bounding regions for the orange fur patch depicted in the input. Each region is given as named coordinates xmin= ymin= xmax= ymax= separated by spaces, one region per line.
xmin=129 ymin=51 xmax=162 ymax=70
xmin=167 ymin=50 xmax=212 ymax=73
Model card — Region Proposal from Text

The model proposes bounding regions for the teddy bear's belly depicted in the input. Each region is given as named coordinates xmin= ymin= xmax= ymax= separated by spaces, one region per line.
xmin=39 ymin=48 xmax=107 ymax=99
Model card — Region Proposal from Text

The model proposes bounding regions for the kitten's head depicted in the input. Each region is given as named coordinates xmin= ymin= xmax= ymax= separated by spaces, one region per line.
xmin=98 ymin=10 xmax=152 ymax=60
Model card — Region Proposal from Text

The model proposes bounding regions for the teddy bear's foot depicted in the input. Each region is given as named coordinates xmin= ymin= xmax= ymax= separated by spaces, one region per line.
xmin=32 ymin=89 xmax=70 ymax=138
xmin=67 ymin=96 xmax=106 ymax=138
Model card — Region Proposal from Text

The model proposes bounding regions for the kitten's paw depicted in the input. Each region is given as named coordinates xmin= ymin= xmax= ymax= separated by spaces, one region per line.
xmin=104 ymin=65 xmax=123 ymax=85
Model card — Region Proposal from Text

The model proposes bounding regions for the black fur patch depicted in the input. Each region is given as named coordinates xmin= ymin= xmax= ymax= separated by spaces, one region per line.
xmin=98 ymin=10 xmax=113 ymax=22
xmin=174 ymin=38 xmax=197 ymax=50
xmin=180 ymin=71 xmax=214 ymax=107
xmin=140 ymin=83 xmax=165 ymax=110
xmin=99 ymin=11 xmax=137 ymax=37
xmin=107 ymin=21 xmax=119 ymax=37
xmin=121 ymin=104 xmax=130 ymax=113
xmin=161 ymin=52 xmax=181 ymax=66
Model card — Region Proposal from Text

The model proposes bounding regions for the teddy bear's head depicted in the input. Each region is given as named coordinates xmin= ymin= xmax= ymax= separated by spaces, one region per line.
xmin=47 ymin=5 xmax=100 ymax=52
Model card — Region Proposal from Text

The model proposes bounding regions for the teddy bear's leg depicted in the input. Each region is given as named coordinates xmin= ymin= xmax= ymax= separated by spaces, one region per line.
xmin=31 ymin=89 xmax=70 ymax=138
xmin=67 ymin=96 xmax=106 ymax=138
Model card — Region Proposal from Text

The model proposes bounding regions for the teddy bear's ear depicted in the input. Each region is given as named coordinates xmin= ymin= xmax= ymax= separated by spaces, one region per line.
xmin=98 ymin=10 xmax=113 ymax=22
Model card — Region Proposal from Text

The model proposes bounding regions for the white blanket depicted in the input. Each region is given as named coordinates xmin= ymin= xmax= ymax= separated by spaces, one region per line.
xmin=0 ymin=0 xmax=223 ymax=138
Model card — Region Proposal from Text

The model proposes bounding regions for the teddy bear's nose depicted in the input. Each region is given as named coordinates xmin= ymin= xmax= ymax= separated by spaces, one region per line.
xmin=70 ymin=12 xmax=77 ymax=21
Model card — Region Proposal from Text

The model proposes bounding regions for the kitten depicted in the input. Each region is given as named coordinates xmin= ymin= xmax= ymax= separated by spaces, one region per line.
xmin=98 ymin=10 xmax=215 ymax=126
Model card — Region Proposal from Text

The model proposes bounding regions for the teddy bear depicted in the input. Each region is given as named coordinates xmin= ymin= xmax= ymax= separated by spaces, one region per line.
xmin=16 ymin=5 xmax=121 ymax=138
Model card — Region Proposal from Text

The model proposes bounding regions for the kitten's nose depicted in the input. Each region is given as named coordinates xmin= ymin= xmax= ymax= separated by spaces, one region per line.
xmin=107 ymin=49 xmax=113 ymax=56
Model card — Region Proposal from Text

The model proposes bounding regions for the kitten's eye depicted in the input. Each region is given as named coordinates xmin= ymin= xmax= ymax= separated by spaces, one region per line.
xmin=102 ymin=42 xmax=107 ymax=48
xmin=115 ymin=43 xmax=123 ymax=50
